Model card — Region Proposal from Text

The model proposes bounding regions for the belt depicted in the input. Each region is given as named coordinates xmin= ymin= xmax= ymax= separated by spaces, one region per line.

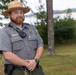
xmin=4 ymin=64 xmax=26 ymax=70
xmin=15 ymin=65 xmax=25 ymax=70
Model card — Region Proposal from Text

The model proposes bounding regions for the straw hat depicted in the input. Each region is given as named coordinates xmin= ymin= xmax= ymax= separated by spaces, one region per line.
xmin=2 ymin=1 xmax=30 ymax=16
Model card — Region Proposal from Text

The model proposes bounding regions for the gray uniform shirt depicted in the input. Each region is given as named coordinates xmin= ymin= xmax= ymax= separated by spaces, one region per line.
xmin=0 ymin=22 xmax=44 ymax=64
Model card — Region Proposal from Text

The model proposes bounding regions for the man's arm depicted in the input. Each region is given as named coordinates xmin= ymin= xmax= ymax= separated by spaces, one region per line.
xmin=26 ymin=46 xmax=44 ymax=71
xmin=3 ymin=51 xmax=28 ymax=67
xmin=34 ymin=46 xmax=44 ymax=60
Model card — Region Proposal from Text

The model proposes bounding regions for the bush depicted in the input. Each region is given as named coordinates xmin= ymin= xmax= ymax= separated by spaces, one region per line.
xmin=35 ymin=16 xmax=76 ymax=45
xmin=54 ymin=16 xmax=76 ymax=44
xmin=36 ymin=24 xmax=48 ymax=45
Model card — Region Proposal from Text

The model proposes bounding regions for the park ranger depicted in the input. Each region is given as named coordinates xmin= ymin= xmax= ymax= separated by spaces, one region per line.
xmin=0 ymin=1 xmax=45 ymax=75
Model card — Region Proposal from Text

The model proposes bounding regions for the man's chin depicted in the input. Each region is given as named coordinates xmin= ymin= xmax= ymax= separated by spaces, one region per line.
xmin=15 ymin=20 xmax=24 ymax=25
xmin=15 ymin=22 xmax=23 ymax=25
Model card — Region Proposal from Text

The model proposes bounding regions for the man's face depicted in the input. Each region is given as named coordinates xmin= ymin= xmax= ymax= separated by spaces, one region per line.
xmin=9 ymin=10 xmax=25 ymax=25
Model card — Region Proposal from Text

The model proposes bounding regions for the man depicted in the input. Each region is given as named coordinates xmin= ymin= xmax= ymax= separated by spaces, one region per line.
xmin=0 ymin=1 xmax=45 ymax=75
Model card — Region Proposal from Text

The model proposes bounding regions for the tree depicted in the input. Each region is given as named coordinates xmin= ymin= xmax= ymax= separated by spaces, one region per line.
xmin=34 ymin=1 xmax=46 ymax=26
xmin=19 ymin=0 xmax=27 ymax=6
xmin=66 ymin=8 xmax=72 ymax=17
xmin=0 ymin=0 xmax=10 ymax=12
xmin=0 ymin=0 xmax=16 ymax=14
xmin=34 ymin=0 xmax=47 ymax=44
xmin=0 ymin=0 xmax=27 ymax=13
xmin=46 ymin=0 xmax=55 ymax=55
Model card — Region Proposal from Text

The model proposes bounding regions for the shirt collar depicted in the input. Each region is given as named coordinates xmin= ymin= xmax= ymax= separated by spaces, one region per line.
xmin=22 ymin=23 xmax=30 ymax=29
xmin=9 ymin=22 xmax=19 ymax=29
xmin=9 ymin=22 xmax=29 ymax=29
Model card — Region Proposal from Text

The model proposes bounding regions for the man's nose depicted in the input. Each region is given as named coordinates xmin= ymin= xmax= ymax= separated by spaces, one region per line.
xmin=18 ymin=12 xmax=23 ymax=15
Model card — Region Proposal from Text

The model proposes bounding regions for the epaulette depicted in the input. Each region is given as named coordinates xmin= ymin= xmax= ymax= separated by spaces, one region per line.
xmin=24 ymin=23 xmax=31 ymax=25
xmin=4 ymin=24 xmax=9 ymax=29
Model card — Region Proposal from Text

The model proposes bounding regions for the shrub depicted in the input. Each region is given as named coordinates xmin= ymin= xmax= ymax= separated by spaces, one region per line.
xmin=36 ymin=24 xmax=48 ymax=45
xmin=54 ymin=16 xmax=76 ymax=44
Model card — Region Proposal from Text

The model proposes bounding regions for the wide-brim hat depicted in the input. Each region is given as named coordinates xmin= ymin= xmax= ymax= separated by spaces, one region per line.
xmin=2 ymin=1 xmax=30 ymax=16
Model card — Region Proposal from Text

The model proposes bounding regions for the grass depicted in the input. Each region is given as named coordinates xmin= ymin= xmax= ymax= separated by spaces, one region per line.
xmin=0 ymin=55 xmax=4 ymax=75
xmin=40 ymin=43 xmax=76 ymax=75
xmin=0 ymin=43 xmax=76 ymax=75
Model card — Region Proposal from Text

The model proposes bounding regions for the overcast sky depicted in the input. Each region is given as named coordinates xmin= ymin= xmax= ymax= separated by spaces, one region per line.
xmin=1 ymin=0 xmax=76 ymax=24
xmin=25 ymin=0 xmax=76 ymax=14
xmin=53 ymin=0 xmax=76 ymax=10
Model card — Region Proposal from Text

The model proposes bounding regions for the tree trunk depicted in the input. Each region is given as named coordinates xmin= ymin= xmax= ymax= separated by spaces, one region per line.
xmin=46 ymin=0 xmax=55 ymax=55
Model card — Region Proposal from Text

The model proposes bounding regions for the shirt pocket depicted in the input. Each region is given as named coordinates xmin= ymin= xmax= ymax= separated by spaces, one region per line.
xmin=11 ymin=36 xmax=24 ymax=51
xmin=28 ymin=36 xmax=37 ymax=50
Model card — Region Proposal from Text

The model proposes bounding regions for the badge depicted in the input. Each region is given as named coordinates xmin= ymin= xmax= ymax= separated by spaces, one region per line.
xmin=29 ymin=29 xmax=32 ymax=34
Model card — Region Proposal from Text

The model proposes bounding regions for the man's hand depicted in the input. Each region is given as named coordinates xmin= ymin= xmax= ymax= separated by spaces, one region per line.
xmin=26 ymin=59 xmax=37 ymax=71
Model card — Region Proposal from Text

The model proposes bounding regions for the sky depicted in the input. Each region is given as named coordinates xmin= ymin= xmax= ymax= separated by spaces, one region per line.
xmin=1 ymin=0 xmax=76 ymax=14
xmin=20 ymin=0 xmax=76 ymax=23
xmin=1 ymin=0 xmax=76 ymax=24
xmin=53 ymin=0 xmax=76 ymax=10
xmin=25 ymin=0 xmax=76 ymax=14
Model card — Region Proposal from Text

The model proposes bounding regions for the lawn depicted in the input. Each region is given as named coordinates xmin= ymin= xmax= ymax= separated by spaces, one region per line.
xmin=0 ymin=43 xmax=76 ymax=75
xmin=40 ymin=43 xmax=76 ymax=75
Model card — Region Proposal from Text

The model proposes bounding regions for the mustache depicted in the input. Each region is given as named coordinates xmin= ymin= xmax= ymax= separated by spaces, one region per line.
xmin=16 ymin=16 xmax=24 ymax=20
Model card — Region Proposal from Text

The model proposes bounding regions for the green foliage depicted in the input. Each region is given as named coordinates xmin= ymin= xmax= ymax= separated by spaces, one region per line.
xmin=35 ymin=11 xmax=46 ymax=26
xmin=35 ymin=10 xmax=76 ymax=44
xmin=54 ymin=16 xmax=76 ymax=44
xmin=34 ymin=0 xmax=76 ymax=45
xmin=36 ymin=24 xmax=48 ymax=44
xmin=0 ymin=0 xmax=27 ymax=13
xmin=66 ymin=8 xmax=72 ymax=17
xmin=35 ymin=12 xmax=76 ymax=44
xmin=34 ymin=1 xmax=47 ymax=44
xmin=35 ymin=10 xmax=47 ymax=45
xmin=0 ymin=0 xmax=11 ymax=11
xmin=34 ymin=1 xmax=46 ymax=26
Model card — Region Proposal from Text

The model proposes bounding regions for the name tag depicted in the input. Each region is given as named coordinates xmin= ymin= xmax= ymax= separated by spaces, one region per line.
xmin=11 ymin=34 xmax=19 ymax=37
